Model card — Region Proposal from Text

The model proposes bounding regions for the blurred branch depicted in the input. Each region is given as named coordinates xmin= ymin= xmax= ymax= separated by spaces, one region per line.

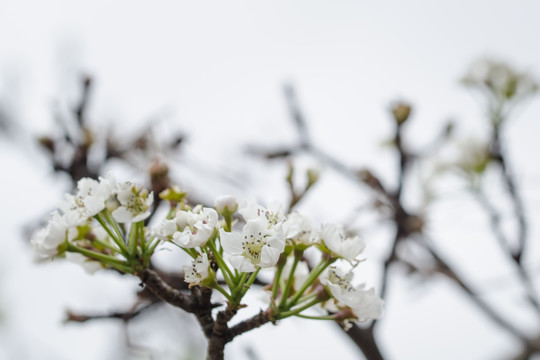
xmin=65 ymin=301 xmax=158 ymax=323
xmin=250 ymin=81 xmax=540 ymax=359
xmin=422 ymin=238 xmax=537 ymax=350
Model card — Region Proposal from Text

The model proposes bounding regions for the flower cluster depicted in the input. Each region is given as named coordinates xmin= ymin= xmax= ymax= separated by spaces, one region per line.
xmin=33 ymin=177 xmax=383 ymax=327
xmin=32 ymin=175 xmax=156 ymax=273
xmin=154 ymin=191 xmax=382 ymax=325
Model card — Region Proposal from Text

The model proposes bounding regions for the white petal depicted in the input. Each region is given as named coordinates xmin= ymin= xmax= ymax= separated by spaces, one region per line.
xmin=219 ymin=229 xmax=243 ymax=254
xmin=131 ymin=210 xmax=151 ymax=223
xmin=259 ymin=246 xmax=281 ymax=268
xmin=351 ymin=289 xmax=384 ymax=322
xmin=172 ymin=228 xmax=193 ymax=248
xmin=112 ymin=207 xmax=133 ymax=223
xmin=228 ymin=255 xmax=257 ymax=272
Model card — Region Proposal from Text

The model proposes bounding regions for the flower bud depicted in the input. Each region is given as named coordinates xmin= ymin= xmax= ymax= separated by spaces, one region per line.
xmin=159 ymin=185 xmax=186 ymax=203
xmin=215 ymin=194 xmax=238 ymax=214
xmin=391 ymin=102 xmax=412 ymax=125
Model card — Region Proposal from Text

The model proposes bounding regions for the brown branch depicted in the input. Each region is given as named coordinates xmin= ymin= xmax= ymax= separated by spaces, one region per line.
xmin=284 ymin=84 xmax=311 ymax=148
xmin=74 ymin=76 xmax=92 ymax=126
xmin=65 ymin=301 xmax=158 ymax=323
xmin=490 ymin=126 xmax=528 ymax=263
xmin=343 ymin=324 xmax=385 ymax=360
xmin=139 ymin=268 xmax=200 ymax=313
xmin=227 ymin=309 xmax=272 ymax=341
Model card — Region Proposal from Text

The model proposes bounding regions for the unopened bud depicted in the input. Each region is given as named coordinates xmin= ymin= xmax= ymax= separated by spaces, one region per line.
xmin=214 ymin=194 xmax=238 ymax=214
xmin=391 ymin=102 xmax=412 ymax=125
xmin=306 ymin=166 xmax=320 ymax=187
xmin=159 ymin=185 xmax=186 ymax=203
xmin=38 ymin=136 xmax=55 ymax=153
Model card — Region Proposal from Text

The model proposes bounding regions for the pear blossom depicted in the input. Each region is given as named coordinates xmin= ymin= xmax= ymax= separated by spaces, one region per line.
xmin=112 ymin=182 xmax=153 ymax=223
xmin=172 ymin=206 xmax=218 ymax=248
xmin=239 ymin=200 xmax=285 ymax=228
xmin=282 ymin=211 xmax=315 ymax=247
xmin=183 ymin=253 xmax=211 ymax=286
xmin=321 ymin=266 xmax=383 ymax=322
xmin=32 ymin=211 xmax=80 ymax=259
xmin=318 ymin=224 xmax=365 ymax=261
xmin=153 ymin=219 xmax=178 ymax=241
xmin=59 ymin=175 xmax=116 ymax=220
xmin=220 ymin=217 xmax=285 ymax=272
xmin=76 ymin=175 xmax=116 ymax=216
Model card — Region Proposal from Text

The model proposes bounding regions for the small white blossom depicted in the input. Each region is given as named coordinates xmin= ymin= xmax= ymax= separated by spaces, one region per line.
xmin=59 ymin=175 xmax=116 ymax=220
xmin=214 ymin=194 xmax=238 ymax=213
xmin=76 ymin=175 xmax=116 ymax=216
xmin=58 ymin=194 xmax=89 ymax=224
xmin=319 ymin=224 xmax=365 ymax=261
xmin=112 ymin=182 xmax=153 ymax=223
xmin=153 ymin=219 xmax=178 ymax=241
xmin=220 ymin=218 xmax=285 ymax=272
xmin=183 ymin=253 xmax=211 ymax=286
xmin=32 ymin=211 xmax=79 ymax=259
xmin=239 ymin=200 xmax=285 ymax=228
xmin=321 ymin=266 xmax=383 ymax=322
xmin=172 ymin=206 xmax=218 ymax=248
xmin=282 ymin=211 xmax=315 ymax=246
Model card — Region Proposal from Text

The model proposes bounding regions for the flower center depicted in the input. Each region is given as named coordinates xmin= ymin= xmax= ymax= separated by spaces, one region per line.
xmin=242 ymin=232 xmax=266 ymax=264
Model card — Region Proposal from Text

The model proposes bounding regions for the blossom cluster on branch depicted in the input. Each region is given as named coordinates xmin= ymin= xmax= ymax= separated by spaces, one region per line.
xmin=32 ymin=175 xmax=382 ymax=334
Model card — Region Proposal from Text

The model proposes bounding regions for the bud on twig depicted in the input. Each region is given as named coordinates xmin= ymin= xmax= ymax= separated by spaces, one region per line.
xmin=391 ymin=102 xmax=412 ymax=125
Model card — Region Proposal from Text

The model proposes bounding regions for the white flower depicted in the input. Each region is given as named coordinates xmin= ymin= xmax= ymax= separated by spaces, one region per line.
xmin=214 ymin=194 xmax=238 ymax=213
xmin=65 ymin=252 xmax=103 ymax=274
xmin=171 ymin=206 xmax=218 ymax=248
xmin=76 ymin=175 xmax=116 ymax=216
xmin=282 ymin=211 xmax=315 ymax=246
xmin=220 ymin=218 xmax=285 ymax=272
xmin=58 ymin=194 xmax=89 ymax=223
xmin=59 ymin=175 xmax=116 ymax=220
xmin=153 ymin=219 xmax=178 ymax=241
xmin=112 ymin=182 xmax=153 ymax=223
xmin=319 ymin=224 xmax=365 ymax=261
xmin=321 ymin=266 xmax=383 ymax=322
xmin=183 ymin=253 xmax=211 ymax=286
xmin=349 ymin=289 xmax=384 ymax=322
xmin=239 ymin=200 xmax=285 ymax=228
xmin=32 ymin=211 xmax=79 ymax=258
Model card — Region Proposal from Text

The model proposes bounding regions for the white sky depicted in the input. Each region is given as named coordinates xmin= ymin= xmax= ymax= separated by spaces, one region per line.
xmin=1 ymin=1 xmax=540 ymax=359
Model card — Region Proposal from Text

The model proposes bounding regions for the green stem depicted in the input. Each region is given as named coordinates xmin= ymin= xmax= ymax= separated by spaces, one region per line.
xmin=240 ymin=268 xmax=261 ymax=298
xmin=93 ymin=239 xmax=118 ymax=253
xmin=279 ymin=256 xmax=299 ymax=308
xmin=288 ymin=259 xmax=332 ymax=307
xmin=145 ymin=237 xmax=160 ymax=258
xmin=232 ymin=272 xmax=249 ymax=297
xmin=213 ymin=284 xmax=234 ymax=303
xmin=207 ymin=238 xmax=234 ymax=288
xmin=128 ymin=222 xmax=138 ymax=256
xmin=94 ymin=214 xmax=128 ymax=254
xmin=295 ymin=314 xmax=336 ymax=320
xmin=66 ymin=243 xmax=132 ymax=273
xmin=103 ymin=211 xmax=125 ymax=242
xmin=272 ymin=262 xmax=285 ymax=300
xmin=293 ymin=293 xmax=318 ymax=306
xmin=278 ymin=298 xmax=321 ymax=319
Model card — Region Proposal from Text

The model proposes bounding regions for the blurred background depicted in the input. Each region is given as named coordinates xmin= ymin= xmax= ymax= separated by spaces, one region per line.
xmin=1 ymin=1 xmax=540 ymax=359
